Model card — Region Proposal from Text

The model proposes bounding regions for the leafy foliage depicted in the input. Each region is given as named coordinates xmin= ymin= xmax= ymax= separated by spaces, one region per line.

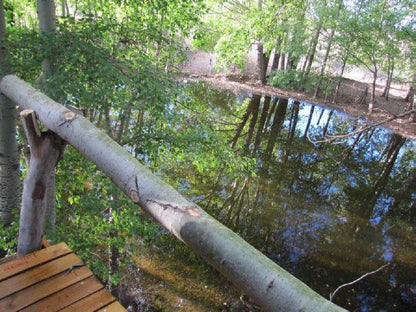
xmin=269 ymin=69 xmax=335 ymax=95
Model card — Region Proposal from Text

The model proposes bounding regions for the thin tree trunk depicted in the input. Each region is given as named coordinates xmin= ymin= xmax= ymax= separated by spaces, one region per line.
xmin=278 ymin=52 xmax=285 ymax=71
xmin=381 ymin=59 xmax=394 ymax=101
xmin=405 ymin=86 xmax=413 ymax=102
xmin=304 ymin=23 xmax=322 ymax=78
xmin=405 ymin=72 xmax=415 ymax=102
xmin=257 ymin=42 xmax=269 ymax=84
xmin=270 ymin=37 xmax=281 ymax=72
xmin=0 ymin=0 xmax=19 ymax=225
xmin=314 ymin=28 xmax=335 ymax=98
xmin=36 ymin=0 xmax=56 ymax=80
xmin=0 ymin=75 xmax=346 ymax=312
xmin=36 ymin=0 xmax=58 ymax=231
xmin=333 ymin=52 xmax=349 ymax=103
xmin=116 ymin=98 xmax=134 ymax=144
xmin=369 ymin=64 xmax=378 ymax=113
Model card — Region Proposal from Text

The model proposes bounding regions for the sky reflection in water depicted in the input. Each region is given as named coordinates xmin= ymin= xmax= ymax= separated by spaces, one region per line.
xmin=172 ymin=82 xmax=416 ymax=311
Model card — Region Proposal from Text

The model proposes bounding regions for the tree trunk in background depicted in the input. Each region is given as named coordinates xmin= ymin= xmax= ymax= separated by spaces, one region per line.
xmin=270 ymin=37 xmax=281 ymax=72
xmin=256 ymin=0 xmax=268 ymax=84
xmin=1 ymin=75 xmax=346 ymax=312
xmin=333 ymin=51 xmax=349 ymax=103
xmin=381 ymin=59 xmax=394 ymax=101
xmin=304 ymin=23 xmax=322 ymax=78
xmin=314 ymin=28 xmax=335 ymax=98
xmin=257 ymin=42 xmax=269 ymax=84
xmin=36 ymin=0 xmax=58 ymax=231
xmin=369 ymin=68 xmax=377 ymax=113
xmin=36 ymin=0 xmax=56 ymax=80
xmin=405 ymin=72 xmax=415 ymax=102
xmin=0 ymin=0 xmax=19 ymax=225
xmin=60 ymin=0 xmax=69 ymax=17
xmin=278 ymin=52 xmax=285 ymax=70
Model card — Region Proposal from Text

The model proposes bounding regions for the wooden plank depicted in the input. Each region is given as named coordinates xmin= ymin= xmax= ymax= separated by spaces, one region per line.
xmin=20 ymin=276 xmax=103 ymax=312
xmin=59 ymin=288 xmax=116 ymax=312
xmin=0 ymin=252 xmax=82 ymax=299
xmin=97 ymin=301 xmax=127 ymax=312
xmin=0 ymin=266 xmax=92 ymax=311
xmin=0 ymin=242 xmax=72 ymax=281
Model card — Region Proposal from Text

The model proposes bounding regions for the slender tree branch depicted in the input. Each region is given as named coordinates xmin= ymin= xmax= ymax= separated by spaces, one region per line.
xmin=330 ymin=263 xmax=390 ymax=302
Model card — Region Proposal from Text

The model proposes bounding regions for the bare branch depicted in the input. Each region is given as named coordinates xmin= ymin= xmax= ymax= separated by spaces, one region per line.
xmin=330 ymin=263 xmax=390 ymax=302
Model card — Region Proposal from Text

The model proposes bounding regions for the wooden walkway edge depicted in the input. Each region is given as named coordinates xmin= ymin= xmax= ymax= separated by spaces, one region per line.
xmin=0 ymin=242 xmax=126 ymax=312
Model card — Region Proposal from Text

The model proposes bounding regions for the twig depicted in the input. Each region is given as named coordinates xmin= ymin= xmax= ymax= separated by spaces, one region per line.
xmin=329 ymin=263 xmax=389 ymax=302
xmin=308 ymin=109 xmax=415 ymax=144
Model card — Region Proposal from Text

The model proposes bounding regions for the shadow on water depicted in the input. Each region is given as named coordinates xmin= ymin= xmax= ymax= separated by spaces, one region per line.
xmin=175 ymin=81 xmax=416 ymax=311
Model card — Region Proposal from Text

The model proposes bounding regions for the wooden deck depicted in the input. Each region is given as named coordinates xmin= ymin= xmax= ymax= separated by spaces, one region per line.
xmin=0 ymin=242 xmax=126 ymax=312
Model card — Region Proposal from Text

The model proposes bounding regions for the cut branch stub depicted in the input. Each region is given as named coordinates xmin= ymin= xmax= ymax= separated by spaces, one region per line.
xmin=20 ymin=109 xmax=42 ymax=155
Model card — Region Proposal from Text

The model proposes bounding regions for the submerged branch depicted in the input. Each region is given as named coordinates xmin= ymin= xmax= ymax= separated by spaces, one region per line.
xmin=330 ymin=263 xmax=390 ymax=302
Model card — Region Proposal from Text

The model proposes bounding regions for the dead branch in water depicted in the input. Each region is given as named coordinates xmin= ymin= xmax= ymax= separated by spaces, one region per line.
xmin=329 ymin=263 xmax=390 ymax=302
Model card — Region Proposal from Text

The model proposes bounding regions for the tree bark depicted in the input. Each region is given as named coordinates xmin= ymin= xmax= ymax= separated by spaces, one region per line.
xmin=0 ymin=0 xmax=19 ymax=225
xmin=257 ymin=42 xmax=269 ymax=85
xmin=304 ymin=23 xmax=322 ymax=78
xmin=369 ymin=63 xmax=378 ymax=113
xmin=0 ymin=75 xmax=346 ymax=312
xmin=17 ymin=109 xmax=66 ymax=255
xmin=333 ymin=52 xmax=349 ymax=103
xmin=270 ymin=37 xmax=281 ymax=72
xmin=36 ymin=0 xmax=56 ymax=81
xmin=381 ymin=59 xmax=393 ymax=101
xmin=314 ymin=28 xmax=335 ymax=98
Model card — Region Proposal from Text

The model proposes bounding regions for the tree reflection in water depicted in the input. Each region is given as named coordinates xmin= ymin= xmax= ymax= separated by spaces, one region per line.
xmin=177 ymin=82 xmax=416 ymax=311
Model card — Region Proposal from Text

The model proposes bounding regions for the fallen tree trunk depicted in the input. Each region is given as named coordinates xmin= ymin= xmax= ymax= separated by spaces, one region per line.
xmin=0 ymin=74 xmax=346 ymax=311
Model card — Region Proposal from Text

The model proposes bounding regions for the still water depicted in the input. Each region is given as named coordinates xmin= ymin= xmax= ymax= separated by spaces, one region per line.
xmin=159 ymin=81 xmax=415 ymax=311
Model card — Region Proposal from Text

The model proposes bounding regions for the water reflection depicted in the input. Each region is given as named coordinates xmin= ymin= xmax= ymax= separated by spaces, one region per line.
xmin=183 ymin=82 xmax=416 ymax=311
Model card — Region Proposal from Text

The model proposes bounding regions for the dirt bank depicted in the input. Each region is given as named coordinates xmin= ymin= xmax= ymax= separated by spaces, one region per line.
xmin=180 ymin=50 xmax=416 ymax=140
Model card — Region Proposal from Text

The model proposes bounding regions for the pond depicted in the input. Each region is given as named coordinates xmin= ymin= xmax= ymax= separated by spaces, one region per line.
xmin=151 ymin=81 xmax=416 ymax=311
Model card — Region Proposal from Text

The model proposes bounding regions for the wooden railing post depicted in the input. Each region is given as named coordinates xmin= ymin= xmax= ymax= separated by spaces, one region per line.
xmin=17 ymin=109 xmax=66 ymax=255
